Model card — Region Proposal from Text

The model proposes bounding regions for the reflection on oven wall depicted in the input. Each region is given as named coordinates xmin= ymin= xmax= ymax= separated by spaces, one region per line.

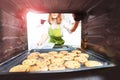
xmin=27 ymin=12 xmax=81 ymax=50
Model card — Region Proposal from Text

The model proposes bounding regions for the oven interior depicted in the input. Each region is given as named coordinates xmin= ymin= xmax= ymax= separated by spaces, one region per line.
xmin=0 ymin=0 xmax=120 ymax=74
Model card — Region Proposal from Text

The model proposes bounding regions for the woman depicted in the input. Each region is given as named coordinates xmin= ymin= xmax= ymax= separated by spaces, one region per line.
xmin=64 ymin=12 xmax=86 ymax=33
xmin=37 ymin=13 xmax=66 ymax=47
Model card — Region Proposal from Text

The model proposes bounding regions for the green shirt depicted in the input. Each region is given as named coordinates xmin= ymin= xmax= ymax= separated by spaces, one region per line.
xmin=48 ymin=24 xmax=64 ymax=46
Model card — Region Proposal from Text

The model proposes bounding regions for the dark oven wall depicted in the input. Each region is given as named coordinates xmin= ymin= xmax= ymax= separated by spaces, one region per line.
xmin=82 ymin=0 xmax=120 ymax=64
xmin=0 ymin=9 xmax=27 ymax=63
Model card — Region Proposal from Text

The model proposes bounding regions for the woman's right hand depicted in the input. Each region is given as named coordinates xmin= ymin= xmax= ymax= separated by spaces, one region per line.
xmin=37 ymin=33 xmax=48 ymax=46
xmin=37 ymin=41 xmax=42 ymax=46
xmin=63 ymin=26 xmax=72 ymax=33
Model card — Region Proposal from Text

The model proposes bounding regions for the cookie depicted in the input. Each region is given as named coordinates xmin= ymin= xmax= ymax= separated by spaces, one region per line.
xmin=29 ymin=65 xmax=41 ymax=72
xmin=43 ymin=55 xmax=55 ymax=60
xmin=85 ymin=60 xmax=103 ymax=67
xmin=54 ymin=53 xmax=64 ymax=58
xmin=67 ymin=52 xmax=77 ymax=57
xmin=59 ymin=50 xmax=68 ymax=55
xmin=72 ymin=50 xmax=81 ymax=54
xmin=64 ymin=61 xmax=80 ymax=69
xmin=62 ymin=55 xmax=74 ymax=61
xmin=36 ymin=59 xmax=51 ymax=66
xmin=51 ymin=58 xmax=64 ymax=65
xmin=74 ymin=56 xmax=88 ymax=64
xmin=27 ymin=52 xmax=40 ymax=59
xmin=48 ymin=64 xmax=65 ymax=70
xmin=77 ymin=53 xmax=89 ymax=58
xmin=48 ymin=51 xmax=58 ymax=55
xmin=22 ymin=59 xmax=37 ymax=66
xmin=9 ymin=65 xmax=29 ymax=72
xmin=39 ymin=53 xmax=49 ymax=58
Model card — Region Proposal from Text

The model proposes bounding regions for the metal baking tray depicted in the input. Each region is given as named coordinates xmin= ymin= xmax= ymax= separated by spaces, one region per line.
xmin=0 ymin=48 xmax=115 ymax=74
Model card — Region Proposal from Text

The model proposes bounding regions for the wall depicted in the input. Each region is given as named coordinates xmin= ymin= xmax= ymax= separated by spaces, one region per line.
xmin=82 ymin=0 xmax=120 ymax=64
xmin=0 ymin=10 xmax=27 ymax=63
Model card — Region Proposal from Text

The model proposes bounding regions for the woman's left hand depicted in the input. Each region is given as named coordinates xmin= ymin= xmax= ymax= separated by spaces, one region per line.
xmin=63 ymin=26 xmax=72 ymax=33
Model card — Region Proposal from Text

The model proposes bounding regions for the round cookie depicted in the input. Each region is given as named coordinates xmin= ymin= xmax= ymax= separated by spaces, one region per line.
xmin=39 ymin=65 xmax=48 ymax=71
xmin=62 ymin=55 xmax=74 ymax=61
xmin=43 ymin=54 xmax=55 ymax=60
xmin=27 ymin=52 xmax=40 ymax=59
xmin=48 ymin=51 xmax=58 ymax=55
xmin=29 ymin=65 xmax=48 ymax=72
xmin=85 ymin=60 xmax=103 ymax=67
xmin=48 ymin=64 xmax=65 ymax=71
xmin=36 ymin=59 xmax=51 ymax=66
xmin=64 ymin=60 xmax=80 ymax=69
xmin=9 ymin=65 xmax=29 ymax=72
xmin=67 ymin=52 xmax=78 ymax=57
xmin=51 ymin=58 xmax=64 ymax=65
xmin=72 ymin=50 xmax=81 ymax=54
xmin=78 ymin=53 xmax=89 ymax=58
xmin=54 ymin=53 xmax=64 ymax=58
xmin=74 ymin=56 xmax=88 ymax=64
xmin=22 ymin=59 xmax=37 ymax=66
xmin=39 ymin=53 xmax=49 ymax=58
xmin=59 ymin=50 xmax=68 ymax=55
xmin=29 ymin=65 xmax=41 ymax=72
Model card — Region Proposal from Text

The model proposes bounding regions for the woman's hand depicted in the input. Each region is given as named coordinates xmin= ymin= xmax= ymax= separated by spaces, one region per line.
xmin=63 ymin=26 xmax=72 ymax=33
xmin=37 ymin=33 xmax=48 ymax=46
xmin=37 ymin=41 xmax=43 ymax=46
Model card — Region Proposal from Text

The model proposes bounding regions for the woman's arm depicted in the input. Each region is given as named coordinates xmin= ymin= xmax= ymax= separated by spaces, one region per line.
xmin=63 ymin=13 xmax=81 ymax=33
xmin=69 ymin=12 xmax=86 ymax=32
xmin=37 ymin=33 xmax=48 ymax=46
xmin=37 ymin=21 xmax=49 ymax=46
xmin=70 ymin=21 xmax=80 ymax=32
xmin=63 ymin=21 xmax=80 ymax=33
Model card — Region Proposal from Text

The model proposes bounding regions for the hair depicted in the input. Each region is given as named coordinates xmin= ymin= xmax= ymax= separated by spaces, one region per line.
xmin=48 ymin=13 xmax=62 ymax=24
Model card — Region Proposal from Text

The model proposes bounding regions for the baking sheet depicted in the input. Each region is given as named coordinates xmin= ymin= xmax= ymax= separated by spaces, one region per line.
xmin=0 ymin=48 xmax=115 ymax=74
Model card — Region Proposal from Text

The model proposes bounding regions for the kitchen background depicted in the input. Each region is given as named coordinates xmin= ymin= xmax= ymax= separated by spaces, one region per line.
xmin=27 ymin=12 xmax=81 ymax=50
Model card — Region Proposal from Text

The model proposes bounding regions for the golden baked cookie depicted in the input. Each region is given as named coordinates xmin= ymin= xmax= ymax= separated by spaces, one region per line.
xmin=67 ymin=52 xmax=78 ymax=57
xmin=62 ymin=55 xmax=74 ymax=61
xmin=22 ymin=59 xmax=37 ymax=66
xmin=48 ymin=64 xmax=65 ymax=71
xmin=48 ymin=51 xmax=58 ymax=55
xmin=39 ymin=65 xmax=48 ymax=71
xmin=36 ymin=59 xmax=51 ymax=66
xmin=9 ymin=65 xmax=29 ymax=72
xmin=85 ymin=60 xmax=103 ymax=67
xmin=39 ymin=53 xmax=49 ymax=58
xmin=51 ymin=58 xmax=64 ymax=65
xmin=59 ymin=50 xmax=68 ymax=55
xmin=64 ymin=61 xmax=80 ymax=69
xmin=77 ymin=53 xmax=89 ymax=58
xmin=43 ymin=55 xmax=55 ymax=60
xmin=27 ymin=52 xmax=40 ymax=59
xmin=29 ymin=65 xmax=41 ymax=72
xmin=74 ymin=56 xmax=88 ymax=64
xmin=72 ymin=50 xmax=81 ymax=54
xmin=54 ymin=53 xmax=64 ymax=58
xmin=29 ymin=65 xmax=48 ymax=72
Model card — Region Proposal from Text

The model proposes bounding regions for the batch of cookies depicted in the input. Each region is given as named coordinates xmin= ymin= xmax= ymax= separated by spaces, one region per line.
xmin=9 ymin=49 xmax=103 ymax=72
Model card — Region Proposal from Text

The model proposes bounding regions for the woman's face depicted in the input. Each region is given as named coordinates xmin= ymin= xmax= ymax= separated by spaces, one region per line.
xmin=51 ymin=13 xmax=59 ymax=19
